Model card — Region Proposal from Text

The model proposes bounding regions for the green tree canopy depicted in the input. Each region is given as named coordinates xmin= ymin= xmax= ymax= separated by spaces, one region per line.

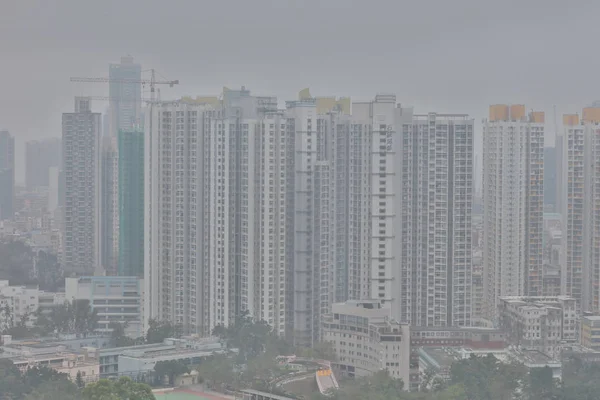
xmin=83 ymin=376 xmax=155 ymax=400
xmin=146 ymin=319 xmax=181 ymax=344
xmin=154 ymin=360 xmax=190 ymax=386
xmin=35 ymin=299 xmax=98 ymax=336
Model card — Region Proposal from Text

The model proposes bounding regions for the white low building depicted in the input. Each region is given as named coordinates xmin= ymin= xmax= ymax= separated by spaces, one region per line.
xmin=0 ymin=280 xmax=40 ymax=327
xmin=322 ymin=300 xmax=410 ymax=383
xmin=66 ymin=276 xmax=144 ymax=338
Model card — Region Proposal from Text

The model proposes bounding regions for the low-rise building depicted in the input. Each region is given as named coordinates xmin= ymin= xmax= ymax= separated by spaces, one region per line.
xmin=498 ymin=296 xmax=578 ymax=357
xmin=581 ymin=315 xmax=600 ymax=351
xmin=0 ymin=280 xmax=40 ymax=327
xmin=66 ymin=276 xmax=144 ymax=338
xmin=117 ymin=337 xmax=225 ymax=375
xmin=322 ymin=300 xmax=410 ymax=383
xmin=0 ymin=340 xmax=100 ymax=383
xmin=419 ymin=347 xmax=562 ymax=382
xmin=37 ymin=291 xmax=66 ymax=313
xmin=409 ymin=326 xmax=505 ymax=391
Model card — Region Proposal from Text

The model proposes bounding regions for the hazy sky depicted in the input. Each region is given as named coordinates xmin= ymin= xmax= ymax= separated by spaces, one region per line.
xmin=2 ymin=0 xmax=600 ymax=181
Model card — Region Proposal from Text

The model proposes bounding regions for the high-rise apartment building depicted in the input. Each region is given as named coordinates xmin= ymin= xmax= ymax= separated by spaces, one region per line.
xmin=544 ymin=146 xmax=557 ymax=212
xmin=118 ymin=129 xmax=144 ymax=277
xmin=482 ymin=105 xmax=545 ymax=321
xmin=349 ymin=96 xmax=408 ymax=323
xmin=109 ymin=56 xmax=142 ymax=136
xmin=556 ymin=131 xmax=565 ymax=216
xmin=25 ymin=138 xmax=61 ymax=189
xmin=100 ymin=136 xmax=119 ymax=275
xmin=400 ymin=113 xmax=474 ymax=327
xmin=286 ymin=99 xmax=335 ymax=346
xmin=0 ymin=130 xmax=15 ymax=220
xmin=561 ymin=109 xmax=600 ymax=312
xmin=62 ymin=97 xmax=102 ymax=275
xmin=145 ymin=89 xmax=289 ymax=336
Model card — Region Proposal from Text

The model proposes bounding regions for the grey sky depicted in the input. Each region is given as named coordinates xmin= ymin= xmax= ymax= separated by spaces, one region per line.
xmin=2 ymin=0 xmax=600 ymax=182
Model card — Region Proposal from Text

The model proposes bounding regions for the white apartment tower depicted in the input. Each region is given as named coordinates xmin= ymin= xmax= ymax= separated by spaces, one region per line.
xmin=62 ymin=97 xmax=102 ymax=275
xmin=482 ymin=105 xmax=544 ymax=321
xmin=350 ymin=95 xmax=409 ymax=322
xmin=321 ymin=112 xmax=372 ymax=304
xmin=145 ymin=101 xmax=206 ymax=334
xmin=401 ymin=113 xmax=474 ymax=327
xmin=286 ymin=99 xmax=334 ymax=346
xmin=561 ymin=110 xmax=600 ymax=312
xmin=145 ymin=89 xmax=289 ymax=336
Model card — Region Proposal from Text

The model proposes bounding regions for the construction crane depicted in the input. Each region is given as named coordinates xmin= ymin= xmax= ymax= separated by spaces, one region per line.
xmin=70 ymin=69 xmax=178 ymax=103
xmin=84 ymin=95 xmax=156 ymax=103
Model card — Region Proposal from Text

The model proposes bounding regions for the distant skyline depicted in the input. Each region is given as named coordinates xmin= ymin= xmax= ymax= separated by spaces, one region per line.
xmin=3 ymin=0 xmax=600 ymax=182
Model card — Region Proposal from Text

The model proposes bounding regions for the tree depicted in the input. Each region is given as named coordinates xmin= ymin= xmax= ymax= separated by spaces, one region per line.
xmin=109 ymin=321 xmax=136 ymax=347
xmin=76 ymin=370 xmax=85 ymax=388
xmin=146 ymin=319 xmax=181 ymax=344
xmin=83 ymin=376 xmax=155 ymax=400
xmin=34 ymin=250 xmax=64 ymax=292
xmin=24 ymin=379 xmax=80 ymax=400
xmin=448 ymin=353 xmax=531 ymax=400
xmin=35 ymin=299 xmax=98 ymax=335
xmin=154 ymin=360 xmax=190 ymax=386
xmin=0 ymin=358 xmax=27 ymax=399
xmin=215 ymin=310 xmax=272 ymax=362
xmin=0 ymin=239 xmax=36 ymax=286
xmin=195 ymin=355 xmax=237 ymax=391
xmin=525 ymin=366 xmax=559 ymax=400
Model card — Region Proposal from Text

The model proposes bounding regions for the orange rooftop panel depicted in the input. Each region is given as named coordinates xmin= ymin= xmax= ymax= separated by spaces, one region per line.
xmin=563 ymin=114 xmax=580 ymax=126
xmin=530 ymin=111 xmax=545 ymax=123
xmin=583 ymin=107 xmax=600 ymax=124
xmin=489 ymin=104 xmax=508 ymax=121
xmin=510 ymin=105 xmax=525 ymax=121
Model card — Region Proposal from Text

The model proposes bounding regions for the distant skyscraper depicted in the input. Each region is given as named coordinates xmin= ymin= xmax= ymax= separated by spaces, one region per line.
xmin=62 ymin=97 xmax=102 ymax=275
xmin=482 ymin=105 xmax=544 ymax=321
xmin=400 ymin=113 xmax=474 ymax=327
xmin=0 ymin=130 xmax=15 ymax=220
xmin=109 ymin=56 xmax=142 ymax=136
xmin=25 ymin=138 xmax=61 ymax=189
xmin=118 ymin=129 xmax=144 ymax=277
xmin=100 ymin=136 xmax=119 ymax=275
xmin=48 ymin=166 xmax=60 ymax=213
xmin=561 ymin=109 xmax=600 ymax=312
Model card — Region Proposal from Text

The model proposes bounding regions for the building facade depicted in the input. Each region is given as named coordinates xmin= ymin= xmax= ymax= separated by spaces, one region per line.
xmin=561 ymin=110 xmax=600 ymax=313
xmin=109 ymin=56 xmax=142 ymax=137
xmin=145 ymin=90 xmax=289 ymax=336
xmin=100 ymin=136 xmax=119 ymax=275
xmin=400 ymin=113 xmax=474 ymax=327
xmin=62 ymin=97 xmax=102 ymax=275
xmin=0 ymin=130 xmax=15 ymax=220
xmin=483 ymin=105 xmax=545 ymax=321
xmin=498 ymin=296 xmax=577 ymax=356
xmin=66 ymin=276 xmax=144 ymax=338
xmin=581 ymin=315 xmax=600 ymax=351
xmin=118 ymin=129 xmax=144 ymax=277
xmin=322 ymin=300 xmax=411 ymax=383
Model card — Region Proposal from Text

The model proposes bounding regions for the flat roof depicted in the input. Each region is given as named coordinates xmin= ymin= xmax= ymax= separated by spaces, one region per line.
xmin=419 ymin=347 xmax=459 ymax=369
xmin=241 ymin=389 xmax=295 ymax=400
